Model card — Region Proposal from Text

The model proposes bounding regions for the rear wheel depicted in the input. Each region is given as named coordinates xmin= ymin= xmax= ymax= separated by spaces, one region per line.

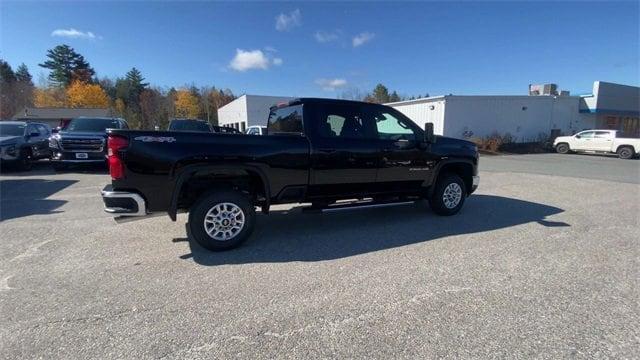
xmin=617 ymin=146 xmax=634 ymax=160
xmin=188 ymin=190 xmax=256 ymax=251
xmin=429 ymin=173 xmax=466 ymax=216
xmin=555 ymin=143 xmax=570 ymax=154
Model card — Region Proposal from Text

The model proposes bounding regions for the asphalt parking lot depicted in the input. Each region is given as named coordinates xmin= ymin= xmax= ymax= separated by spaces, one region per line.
xmin=1 ymin=153 xmax=639 ymax=358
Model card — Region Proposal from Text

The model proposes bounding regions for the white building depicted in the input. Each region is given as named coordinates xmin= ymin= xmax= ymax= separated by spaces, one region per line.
xmin=217 ymin=94 xmax=294 ymax=132
xmin=387 ymin=81 xmax=639 ymax=142
xmin=578 ymin=81 xmax=640 ymax=135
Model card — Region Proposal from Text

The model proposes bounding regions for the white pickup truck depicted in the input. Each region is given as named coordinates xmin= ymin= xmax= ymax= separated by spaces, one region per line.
xmin=554 ymin=129 xmax=640 ymax=159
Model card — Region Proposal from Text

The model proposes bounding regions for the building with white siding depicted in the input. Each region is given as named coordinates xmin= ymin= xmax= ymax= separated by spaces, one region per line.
xmin=387 ymin=81 xmax=638 ymax=142
xmin=217 ymin=94 xmax=294 ymax=132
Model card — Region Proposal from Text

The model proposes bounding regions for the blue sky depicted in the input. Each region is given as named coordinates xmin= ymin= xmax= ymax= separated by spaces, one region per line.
xmin=1 ymin=1 xmax=638 ymax=97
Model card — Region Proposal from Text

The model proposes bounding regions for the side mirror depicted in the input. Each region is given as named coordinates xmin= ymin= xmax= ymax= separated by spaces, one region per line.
xmin=424 ymin=123 xmax=435 ymax=143
xmin=575 ymin=135 xmax=581 ymax=139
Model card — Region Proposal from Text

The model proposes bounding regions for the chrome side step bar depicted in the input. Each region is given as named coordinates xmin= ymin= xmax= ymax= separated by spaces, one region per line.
xmin=302 ymin=199 xmax=417 ymax=213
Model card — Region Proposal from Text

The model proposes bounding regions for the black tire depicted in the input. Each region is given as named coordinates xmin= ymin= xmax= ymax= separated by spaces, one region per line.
xmin=428 ymin=173 xmax=466 ymax=216
xmin=556 ymin=143 xmax=570 ymax=154
xmin=617 ymin=146 xmax=634 ymax=160
xmin=188 ymin=190 xmax=256 ymax=251
xmin=17 ymin=149 xmax=32 ymax=171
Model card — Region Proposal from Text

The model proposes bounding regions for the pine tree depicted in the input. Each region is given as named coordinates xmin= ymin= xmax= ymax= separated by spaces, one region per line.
xmin=372 ymin=83 xmax=390 ymax=103
xmin=125 ymin=67 xmax=148 ymax=97
xmin=38 ymin=44 xmax=95 ymax=86
xmin=0 ymin=60 xmax=16 ymax=84
xmin=15 ymin=64 xmax=33 ymax=85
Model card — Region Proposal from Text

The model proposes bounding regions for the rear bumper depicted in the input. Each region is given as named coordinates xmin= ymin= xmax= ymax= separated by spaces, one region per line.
xmin=101 ymin=185 xmax=147 ymax=217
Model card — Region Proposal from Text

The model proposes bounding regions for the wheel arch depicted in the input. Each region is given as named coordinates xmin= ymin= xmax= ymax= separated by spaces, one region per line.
xmin=427 ymin=159 xmax=475 ymax=196
xmin=614 ymin=144 xmax=635 ymax=153
xmin=168 ymin=163 xmax=270 ymax=221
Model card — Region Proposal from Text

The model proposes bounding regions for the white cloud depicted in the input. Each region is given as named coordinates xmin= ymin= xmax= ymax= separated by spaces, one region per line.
xmin=229 ymin=49 xmax=282 ymax=72
xmin=51 ymin=28 xmax=97 ymax=39
xmin=352 ymin=32 xmax=375 ymax=47
xmin=314 ymin=30 xmax=340 ymax=43
xmin=315 ymin=78 xmax=348 ymax=91
xmin=275 ymin=9 xmax=302 ymax=31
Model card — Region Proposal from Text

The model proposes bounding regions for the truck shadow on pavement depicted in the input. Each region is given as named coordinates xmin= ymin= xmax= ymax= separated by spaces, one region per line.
xmin=179 ymin=194 xmax=568 ymax=265
xmin=0 ymin=179 xmax=77 ymax=221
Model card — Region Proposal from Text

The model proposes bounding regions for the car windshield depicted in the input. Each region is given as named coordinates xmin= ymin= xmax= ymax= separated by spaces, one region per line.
xmin=0 ymin=124 xmax=26 ymax=136
xmin=169 ymin=120 xmax=211 ymax=132
xmin=64 ymin=118 xmax=121 ymax=132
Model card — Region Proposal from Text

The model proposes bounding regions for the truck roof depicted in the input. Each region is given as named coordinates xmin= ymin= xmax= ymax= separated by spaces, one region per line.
xmin=271 ymin=97 xmax=382 ymax=110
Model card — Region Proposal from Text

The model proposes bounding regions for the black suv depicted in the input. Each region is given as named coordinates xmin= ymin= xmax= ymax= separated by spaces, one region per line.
xmin=49 ymin=117 xmax=128 ymax=170
xmin=0 ymin=121 xmax=52 ymax=170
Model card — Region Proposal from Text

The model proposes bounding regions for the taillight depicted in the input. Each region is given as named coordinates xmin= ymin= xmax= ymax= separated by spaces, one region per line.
xmin=107 ymin=135 xmax=128 ymax=180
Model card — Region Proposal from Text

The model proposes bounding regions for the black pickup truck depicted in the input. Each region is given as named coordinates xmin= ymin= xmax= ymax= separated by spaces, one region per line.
xmin=101 ymin=98 xmax=479 ymax=250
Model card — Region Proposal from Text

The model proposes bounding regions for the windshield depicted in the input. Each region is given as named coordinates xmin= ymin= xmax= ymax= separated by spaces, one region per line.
xmin=64 ymin=118 xmax=122 ymax=132
xmin=169 ymin=120 xmax=211 ymax=132
xmin=0 ymin=124 xmax=26 ymax=137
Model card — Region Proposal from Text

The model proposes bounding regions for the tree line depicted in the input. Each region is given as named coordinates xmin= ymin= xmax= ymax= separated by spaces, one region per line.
xmin=340 ymin=84 xmax=429 ymax=103
xmin=1 ymin=44 xmax=236 ymax=130
xmin=1 ymin=44 xmax=428 ymax=129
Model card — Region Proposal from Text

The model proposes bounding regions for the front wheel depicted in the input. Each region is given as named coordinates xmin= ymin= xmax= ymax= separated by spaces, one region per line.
xmin=617 ymin=146 xmax=635 ymax=160
xmin=188 ymin=190 xmax=256 ymax=251
xmin=555 ymin=143 xmax=570 ymax=154
xmin=429 ymin=173 xmax=466 ymax=216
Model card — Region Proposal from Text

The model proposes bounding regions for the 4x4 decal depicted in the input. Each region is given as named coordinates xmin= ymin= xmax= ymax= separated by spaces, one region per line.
xmin=133 ymin=136 xmax=176 ymax=143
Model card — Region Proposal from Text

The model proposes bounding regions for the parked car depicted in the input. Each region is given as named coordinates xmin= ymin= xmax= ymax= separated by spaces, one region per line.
xmin=101 ymin=98 xmax=479 ymax=251
xmin=246 ymin=125 xmax=267 ymax=135
xmin=0 ymin=121 xmax=52 ymax=170
xmin=49 ymin=117 xmax=128 ymax=170
xmin=168 ymin=119 xmax=212 ymax=132
xmin=211 ymin=125 xmax=241 ymax=134
xmin=554 ymin=129 xmax=640 ymax=159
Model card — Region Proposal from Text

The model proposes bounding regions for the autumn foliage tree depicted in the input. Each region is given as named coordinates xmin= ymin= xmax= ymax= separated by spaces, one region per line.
xmin=66 ymin=81 xmax=110 ymax=108
xmin=34 ymin=87 xmax=66 ymax=107
xmin=174 ymin=89 xmax=200 ymax=118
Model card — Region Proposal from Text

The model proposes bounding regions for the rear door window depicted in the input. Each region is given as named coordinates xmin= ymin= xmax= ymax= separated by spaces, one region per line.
xmin=594 ymin=131 xmax=612 ymax=138
xmin=315 ymin=103 xmax=376 ymax=139
xmin=267 ymin=105 xmax=303 ymax=135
